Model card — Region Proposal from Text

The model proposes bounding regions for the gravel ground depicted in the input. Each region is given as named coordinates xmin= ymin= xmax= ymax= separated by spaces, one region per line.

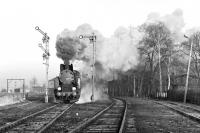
xmin=125 ymin=97 xmax=200 ymax=133
xmin=45 ymin=99 xmax=112 ymax=133
xmin=0 ymin=100 xmax=31 ymax=110
xmin=0 ymin=101 xmax=54 ymax=126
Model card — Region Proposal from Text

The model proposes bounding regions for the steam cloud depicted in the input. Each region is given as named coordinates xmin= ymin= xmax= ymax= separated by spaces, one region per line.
xmin=55 ymin=9 xmax=189 ymax=103
xmin=55 ymin=23 xmax=141 ymax=103
xmin=97 ymin=26 xmax=142 ymax=73
xmin=56 ymin=29 xmax=86 ymax=65
xmin=53 ymin=8 xmax=200 ymax=103
xmin=146 ymin=8 xmax=185 ymax=42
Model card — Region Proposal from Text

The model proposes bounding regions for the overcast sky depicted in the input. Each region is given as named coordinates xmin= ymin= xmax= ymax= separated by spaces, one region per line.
xmin=0 ymin=0 xmax=200 ymax=89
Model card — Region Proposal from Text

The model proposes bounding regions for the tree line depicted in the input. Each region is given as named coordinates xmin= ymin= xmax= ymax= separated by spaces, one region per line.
xmin=108 ymin=21 xmax=200 ymax=99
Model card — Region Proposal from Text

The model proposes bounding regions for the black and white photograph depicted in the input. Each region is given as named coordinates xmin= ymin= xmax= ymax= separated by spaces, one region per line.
xmin=1 ymin=0 xmax=200 ymax=132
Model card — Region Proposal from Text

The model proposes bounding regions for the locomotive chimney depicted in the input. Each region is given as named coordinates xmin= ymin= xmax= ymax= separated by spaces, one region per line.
xmin=60 ymin=60 xmax=74 ymax=71
xmin=60 ymin=64 xmax=65 ymax=72
xmin=63 ymin=60 xmax=70 ymax=70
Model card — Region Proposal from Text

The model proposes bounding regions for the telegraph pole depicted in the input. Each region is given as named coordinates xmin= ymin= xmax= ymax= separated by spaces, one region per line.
xmin=35 ymin=26 xmax=50 ymax=103
xmin=133 ymin=75 xmax=136 ymax=96
xmin=184 ymin=35 xmax=192 ymax=103
xmin=79 ymin=33 xmax=96 ymax=102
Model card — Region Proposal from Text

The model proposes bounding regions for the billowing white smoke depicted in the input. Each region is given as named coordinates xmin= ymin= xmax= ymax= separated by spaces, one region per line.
xmin=185 ymin=27 xmax=200 ymax=37
xmin=146 ymin=8 xmax=185 ymax=42
xmin=77 ymin=83 xmax=108 ymax=104
xmin=147 ymin=8 xmax=200 ymax=41
xmin=57 ymin=24 xmax=142 ymax=103
xmin=57 ymin=24 xmax=110 ymax=103
xmin=97 ymin=26 xmax=142 ymax=72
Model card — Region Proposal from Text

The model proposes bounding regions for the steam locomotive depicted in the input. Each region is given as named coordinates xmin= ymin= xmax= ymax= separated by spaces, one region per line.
xmin=49 ymin=63 xmax=81 ymax=103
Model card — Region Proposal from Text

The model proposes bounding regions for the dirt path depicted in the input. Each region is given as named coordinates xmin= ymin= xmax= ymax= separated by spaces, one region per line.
xmin=125 ymin=97 xmax=200 ymax=133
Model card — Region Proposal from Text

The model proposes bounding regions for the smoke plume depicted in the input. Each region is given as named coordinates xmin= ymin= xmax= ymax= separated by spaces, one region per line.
xmin=56 ymin=29 xmax=86 ymax=65
xmin=146 ymin=8 xmax=185 ymax=42
xmin=77 ymin=83 xmax=108 ymax=104
xmin=97 ymin=26 xmax=142 ymax=72
xmin=56 ymin=24 xmax=141 ymax=103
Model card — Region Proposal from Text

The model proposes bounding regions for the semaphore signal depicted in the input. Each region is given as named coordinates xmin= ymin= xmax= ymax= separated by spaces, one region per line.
xmin=35 ymin=26 xmax=50 ymax=103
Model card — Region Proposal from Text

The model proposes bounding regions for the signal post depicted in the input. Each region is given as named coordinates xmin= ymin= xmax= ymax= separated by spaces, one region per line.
xmin=79 ymin=33 xmax=96 ymax=102
xmin=35 ymin=26 xmax=50 ymax=103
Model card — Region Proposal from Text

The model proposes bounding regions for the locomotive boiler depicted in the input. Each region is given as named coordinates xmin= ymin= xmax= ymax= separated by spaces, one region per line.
xmin=50 ymin=63 xmax=81 ymax=103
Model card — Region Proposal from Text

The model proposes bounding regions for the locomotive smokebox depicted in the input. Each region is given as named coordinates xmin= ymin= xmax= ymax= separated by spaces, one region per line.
xmin=60 ymin=70 xmax=74 ymax=84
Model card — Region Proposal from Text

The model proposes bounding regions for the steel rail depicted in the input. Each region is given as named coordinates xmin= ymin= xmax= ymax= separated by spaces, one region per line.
xmin=69 ymin=98 xmax=127 ymax=133
xmin=69 ymin=100 xmax=115 ymax=133
xmin=119 ymin=98 xmax=127 ymax=133
xmin=154 ymin=100 xmax=200 ymax=123
xmin=37 ymin=103 xmax=74 ymax=133
xmin=0 ymin=104 xmax=57 ymax=132
xmin=166 ymin=101 xmax=200 ymax=113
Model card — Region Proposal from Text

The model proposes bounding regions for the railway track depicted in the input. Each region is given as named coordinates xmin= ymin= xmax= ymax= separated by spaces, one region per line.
xmin=154 ymin=99 xmax=200 ymax=123
xmin=0 ymin=103 xmax=74 ymax=132
xmin=0 ymin=102 xmax=54 ymax=127
xmin=123 ymin=99 xmax=137 ymax=133
xmin=69 ymin=98 xmax=127 ymax=133
xmin=0 ymin=100 xmax=32 ymax=111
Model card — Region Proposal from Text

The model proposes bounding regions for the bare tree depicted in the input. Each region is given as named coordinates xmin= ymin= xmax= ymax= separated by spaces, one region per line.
xmin=138 ymin=22 xmax=173 ymax=96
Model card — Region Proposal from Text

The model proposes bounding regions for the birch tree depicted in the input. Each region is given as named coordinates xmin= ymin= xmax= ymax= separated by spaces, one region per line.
xmin=139 ymin=22 xmax=173 ymax=95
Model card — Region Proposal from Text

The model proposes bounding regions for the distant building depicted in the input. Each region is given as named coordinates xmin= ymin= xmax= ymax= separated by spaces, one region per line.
xmin=31 ymin=86 xmax=45 ymax=94
xmin=14 ymin=88 xmax=21 ymax=93
xmin=7 ymin=80 xmax=24 ymax=93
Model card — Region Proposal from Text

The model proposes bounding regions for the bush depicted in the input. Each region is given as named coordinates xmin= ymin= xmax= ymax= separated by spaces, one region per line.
xmin=167 ymin=89 xmax=200 ymax=105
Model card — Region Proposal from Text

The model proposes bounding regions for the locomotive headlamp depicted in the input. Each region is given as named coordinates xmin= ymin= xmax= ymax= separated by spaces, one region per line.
xmin=79 ymin=35 xmax=84 ymax=39
xmin=57 ymin=92 xmax=61 ymax=96
xmin=57 ymin=87 xmax=61 ymax=91
xmin=72 ymin=87 xmax=76 ymax=91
